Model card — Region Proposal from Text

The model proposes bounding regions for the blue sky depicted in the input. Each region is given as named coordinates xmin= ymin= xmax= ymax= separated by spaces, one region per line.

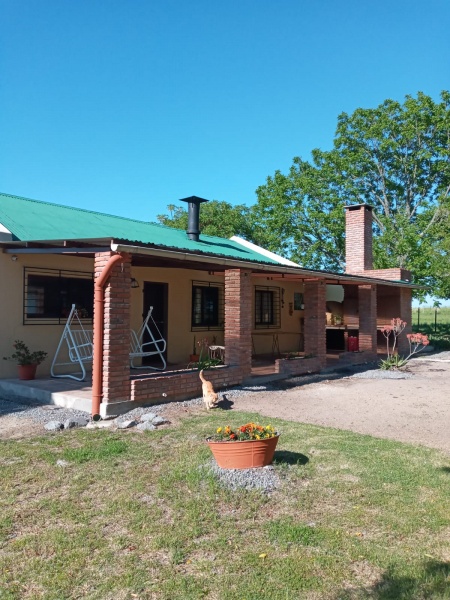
xmin=1 ymin=0 xmax=448 ymax=229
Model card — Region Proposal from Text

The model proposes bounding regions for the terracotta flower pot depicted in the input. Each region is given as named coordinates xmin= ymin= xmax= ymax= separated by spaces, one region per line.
xmin=207 ymin=435 xmax=280 ymax=469
xmin=18 ymin=364 xmax=37 ymax=380
xmin=189 ymin=354 xmax=200 ymax=362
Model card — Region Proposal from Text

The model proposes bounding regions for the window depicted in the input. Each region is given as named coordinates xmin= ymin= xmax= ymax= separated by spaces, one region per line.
xmin=24 ymin=268 xmax=94 ymax=325
xmin=255 ymin=286 xmax=280 ymax=328
xmin=191 ymin=281 xmax=224 ymax=330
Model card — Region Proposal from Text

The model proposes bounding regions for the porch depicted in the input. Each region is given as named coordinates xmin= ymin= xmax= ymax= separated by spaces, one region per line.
xmin=0 ymin=350 xmax=380 ymax=415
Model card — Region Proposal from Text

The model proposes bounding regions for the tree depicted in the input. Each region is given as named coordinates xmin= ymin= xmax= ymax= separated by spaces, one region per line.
xmin=253 ymin=91 xmax=450 ymax=297
xmin=157 ymin=200 xmax=254 ymax=240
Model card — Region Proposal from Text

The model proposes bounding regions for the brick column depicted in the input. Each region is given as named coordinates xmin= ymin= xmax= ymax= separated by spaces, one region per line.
xmin=398 ymin=287 xmax=412 ymax=356
xmin=304 ymin=280 xmax=326 ymax=367
xmin=94 ymin=252 xmax=131 ymax=405
xmin=224 ymin=269 xmax=252 ymax=380
xmin=358 ymin=284 xmax=377 ymax=354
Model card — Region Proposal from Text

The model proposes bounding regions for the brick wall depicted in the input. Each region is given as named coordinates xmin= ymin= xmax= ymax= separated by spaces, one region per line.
xmin=94 ymin=252 xmax=132 ymax=404
xmin=361 ymin=268 xmax=412 ymax=282
xmin=304 ymin=280 xmax=327 ymax=366
xmin=358 ymin=284 xmax=377 ymax=353
xmin=224 ymin=269 xmax=252 ymax=380
xmin=345 ymin=205 xmax=373 ymax=273
xmin=131 ymin=365 xmax=242 ymax=404
xmin=275 ymin=356 xmax=322 ymax=376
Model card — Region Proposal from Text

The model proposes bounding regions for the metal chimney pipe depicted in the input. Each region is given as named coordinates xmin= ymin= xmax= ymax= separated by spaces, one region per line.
xmin=179 ymin=196 xmax=209 ymax=241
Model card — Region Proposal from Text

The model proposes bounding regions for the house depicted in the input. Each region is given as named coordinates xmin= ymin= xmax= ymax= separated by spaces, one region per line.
xmin=0 ymin=193 xmax=415 ymax=417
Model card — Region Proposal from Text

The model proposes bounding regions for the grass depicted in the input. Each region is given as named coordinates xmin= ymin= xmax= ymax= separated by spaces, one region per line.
xmin=412 ymin=306 xmax=450 ymax=333
xmin=0 ymin=413 xmax=449 ymax=599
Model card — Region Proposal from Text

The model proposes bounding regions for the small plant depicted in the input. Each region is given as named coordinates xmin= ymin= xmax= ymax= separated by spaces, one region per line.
xmin=209 ymin=422 xmax=278 ymax=442
xmin=3 ymin=340 xmax=47 ymax=366
xmin=379 ymin=355 xmax=408 ymax=370
xmin=188 ymin=337 xmax=222 ymax=369
xmin=380 ymin=318 xmax=429 ymax=370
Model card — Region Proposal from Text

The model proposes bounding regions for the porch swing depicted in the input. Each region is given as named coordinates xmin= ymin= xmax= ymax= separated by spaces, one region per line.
xmin=50 ymin=305 xmax=166 ymax=381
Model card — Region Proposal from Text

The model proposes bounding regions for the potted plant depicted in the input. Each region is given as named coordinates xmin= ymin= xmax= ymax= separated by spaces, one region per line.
xmin=206 ymin=422 xmax=280 ymax=469
xmin=3 ymin=340 xmax=48 ymax=380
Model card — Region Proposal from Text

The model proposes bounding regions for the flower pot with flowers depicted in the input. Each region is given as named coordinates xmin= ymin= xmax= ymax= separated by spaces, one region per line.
xmin=3 ymin=340 xmax=48 ymax=380
xmin=206 ymin=422 xmax=280 ymax=469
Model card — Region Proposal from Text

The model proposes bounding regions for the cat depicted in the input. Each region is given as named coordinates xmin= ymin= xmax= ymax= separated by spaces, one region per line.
xmin=199 ymin=369 xmax=219 ymax=410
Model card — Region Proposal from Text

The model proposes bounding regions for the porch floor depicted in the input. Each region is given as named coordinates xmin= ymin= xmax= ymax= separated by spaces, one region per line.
xmin=0 ymin=352 xmax=376 ymax=415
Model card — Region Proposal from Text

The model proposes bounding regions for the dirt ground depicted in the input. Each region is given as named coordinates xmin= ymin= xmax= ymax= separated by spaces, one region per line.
xmin=1 ymin=355 xmax=449 ymax=454
xmin=228 ymin=356 xmax=450 ymax=455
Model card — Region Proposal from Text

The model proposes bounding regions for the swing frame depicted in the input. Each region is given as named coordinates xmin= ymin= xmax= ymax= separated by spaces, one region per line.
xmin=50 ymin=305 xmax=166 ymax=381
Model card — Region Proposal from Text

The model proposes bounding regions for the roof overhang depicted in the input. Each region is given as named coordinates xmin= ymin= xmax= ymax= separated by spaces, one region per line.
xmin=0 ymin=238 xmax=423 ymax=289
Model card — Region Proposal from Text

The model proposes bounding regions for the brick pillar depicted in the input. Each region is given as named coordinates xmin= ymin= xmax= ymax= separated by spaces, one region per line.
xmin=304 ymin=280 xmax=326 ymax=367
xmin=398 ymin=287 xmax=412 ymax=356
xmin=224 ymin=269 xmax=252 ymax=380
xmin=94 ymin=252 xmax=131 ymax=405
xmin=345 ymin=204 xmax=373 ymax=273
xmin=358 ymin=284 xmax=377 ymax=354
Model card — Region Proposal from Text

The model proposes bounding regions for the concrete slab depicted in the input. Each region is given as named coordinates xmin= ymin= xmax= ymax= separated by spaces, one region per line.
xmin=0 ymin=378 xmax=92 ymax=413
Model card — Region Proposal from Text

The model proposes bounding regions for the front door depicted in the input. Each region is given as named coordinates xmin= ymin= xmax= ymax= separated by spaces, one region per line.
xmin=142 ymin=281 xmax=168 ymax=365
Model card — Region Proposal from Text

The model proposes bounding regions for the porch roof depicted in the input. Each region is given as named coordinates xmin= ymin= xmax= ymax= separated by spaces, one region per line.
xmin=0 ymin=193 xmax=283 ymax=266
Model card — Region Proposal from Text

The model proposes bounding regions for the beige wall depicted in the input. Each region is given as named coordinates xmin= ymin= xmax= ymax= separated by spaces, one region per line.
xmin=0 ymin=252 xmax=95 ymax=378
xmin=0 ymin=251 xmax=307 ymax=378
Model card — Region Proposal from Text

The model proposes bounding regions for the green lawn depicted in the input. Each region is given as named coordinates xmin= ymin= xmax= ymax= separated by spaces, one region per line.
xmin=1 ymin=412 xmax=449 ymax=599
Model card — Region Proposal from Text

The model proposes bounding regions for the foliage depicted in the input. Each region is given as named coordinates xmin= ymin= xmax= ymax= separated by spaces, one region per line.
xmin=3 ymin=339 xmax=48 ymax=366
xmin=253 ymin=91 xmax=450 ymax=299
xmin=157 ymin=199 xmax=254 ymax=239
xmin=188 ymin=337 xmax=223 ymax=370
xmin=380 ymin=318 xmax=429 ymax=369
xmin=427 ymin=334 xmax=450 ymax=350
xmin=210 ymin=422 xmax=278 ymax=442
xmin=379 ymin=354 xmax=408 ymax=370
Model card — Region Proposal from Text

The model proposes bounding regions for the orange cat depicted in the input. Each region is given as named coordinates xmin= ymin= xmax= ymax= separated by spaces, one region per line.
xmin=199 ymin=369 xmax=219 ymax=410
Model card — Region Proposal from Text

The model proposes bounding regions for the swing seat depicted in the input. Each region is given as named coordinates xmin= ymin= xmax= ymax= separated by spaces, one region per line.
xmin=51 ymin=305 xmax=166 ymax=381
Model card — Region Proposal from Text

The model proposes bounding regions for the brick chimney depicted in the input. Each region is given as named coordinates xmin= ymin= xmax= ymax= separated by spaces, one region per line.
xmin=345 ymin=204 xmax=373 ymax=273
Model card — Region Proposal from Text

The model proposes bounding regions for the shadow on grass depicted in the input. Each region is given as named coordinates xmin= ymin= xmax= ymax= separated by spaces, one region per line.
xmin=336 ymin=560 xmax=449 ymax=599
xmin=439 ymin=466 xmax=450 ymax=474
xmin=273 ymin=450 xmax=309 ymax=466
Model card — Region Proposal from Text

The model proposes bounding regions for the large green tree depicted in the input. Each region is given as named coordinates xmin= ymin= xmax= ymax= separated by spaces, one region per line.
xmin=253 ymin=91 xmax=450 ymax=298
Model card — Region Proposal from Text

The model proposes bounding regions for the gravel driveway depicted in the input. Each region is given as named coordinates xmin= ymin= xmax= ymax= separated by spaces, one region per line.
xmin=1 ymin=352 xmax=449 ymax=455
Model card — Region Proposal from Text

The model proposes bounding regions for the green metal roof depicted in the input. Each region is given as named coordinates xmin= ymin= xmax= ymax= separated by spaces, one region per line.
xmin=0 ymin=193 xmax=280 ymax=265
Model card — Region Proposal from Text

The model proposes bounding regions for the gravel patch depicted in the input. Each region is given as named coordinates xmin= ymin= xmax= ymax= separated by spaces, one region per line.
xmin=414 ymin=350 xmax=450 ymax=362
xmin=0 ymin=396 xmax=90 ymax=425
xmin=201 ymin=460 xmax=282 ymax=493
xmin=351 ymin=370 xmax=413 ymax=379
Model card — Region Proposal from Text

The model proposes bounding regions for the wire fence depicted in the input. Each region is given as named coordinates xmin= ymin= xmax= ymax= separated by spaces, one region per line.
xmin=412 ymin=307 xmax=450 ymax=335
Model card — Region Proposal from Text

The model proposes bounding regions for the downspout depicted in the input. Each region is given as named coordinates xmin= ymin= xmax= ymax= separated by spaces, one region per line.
xmin=92 ymin=253 xmax=126 ymax=418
